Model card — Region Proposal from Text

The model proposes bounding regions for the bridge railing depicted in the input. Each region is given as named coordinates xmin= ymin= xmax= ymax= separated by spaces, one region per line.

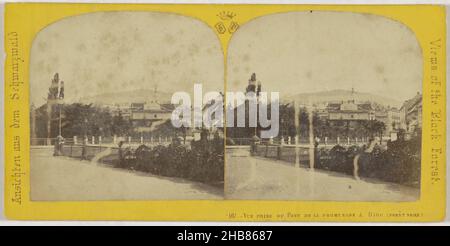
xmin=31 ymin=135 xmax=179 ymax=146
xmin=227 ymin=138 xmax=253 ymax=145
xmin=227 ymin=136 xmax=371 ymax=147
xmin=31 ymin=138 xmax=74 ymax=146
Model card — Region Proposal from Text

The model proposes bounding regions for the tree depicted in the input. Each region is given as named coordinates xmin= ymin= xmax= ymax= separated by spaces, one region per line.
xmin=29 ymin=102 xmax=126 ymax=138
xmin=363 ymin=120 xmax=386 ymax=143
xmin=62 ymin=103 xmax=115 ymax=137
xmin=112 ymin=110 xmax=131 ymax=136
xmin=374 ymin=120 xmax=386 ymax=143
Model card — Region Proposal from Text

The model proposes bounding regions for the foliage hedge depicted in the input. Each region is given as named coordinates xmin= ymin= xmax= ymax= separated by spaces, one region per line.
xmin=114 ymin=138 xmax=224 ymax=187
xmin=318 ymin=137 xmax=420 ymax=186
xmin=255 ymin=136 xmax=421 ymax=187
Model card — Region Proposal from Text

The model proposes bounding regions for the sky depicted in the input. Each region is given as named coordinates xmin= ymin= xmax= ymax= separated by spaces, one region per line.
xmin=30 ymin=11 xmax=423 ymax=107
xmin=227 ymin=11 xmax=423 ymax=103
xmin=30 ymin=11 xmax=224 ymax=107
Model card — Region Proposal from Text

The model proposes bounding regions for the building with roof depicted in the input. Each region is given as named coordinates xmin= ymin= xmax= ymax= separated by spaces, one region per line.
xmin=400 ymin=92 xmax=422 ymax=135
xmin=129 ymin=101 xmax=173 ymax=132
xmin=319 ymin=100 xmax=375 ymax=123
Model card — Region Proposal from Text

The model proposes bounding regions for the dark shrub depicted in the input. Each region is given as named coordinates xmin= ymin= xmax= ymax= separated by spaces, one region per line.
xmin=324 ymin=145 xmax=353 ymax=175
xmin=134 ymin=144 xmax=153 ymax=172
xmin=117 ymin=147 xmax=135 ymax=169
xmin=150 ymin=145 xmax=167 ymax=175
xmin=62 ymin=136 xmax=224 ymax=187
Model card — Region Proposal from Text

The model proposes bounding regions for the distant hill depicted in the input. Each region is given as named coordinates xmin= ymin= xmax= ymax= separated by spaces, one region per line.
xmin=77 ymin=89 xmax=172 ymax=105
xmin=76 ymin=89 xmax=401 ymax=108
xmin=283 ymin=89 xmax=401 ymax=108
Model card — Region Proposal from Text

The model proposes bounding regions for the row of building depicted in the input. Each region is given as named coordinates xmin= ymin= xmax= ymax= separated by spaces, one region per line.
xmin=314 ymin=92 xmax=422 ymax=137
xmin=105 ymin=101 xmax=173 ymax=132
xmin=102 ymin=73 xmax=422 ymax=139
xmin=245 ymin=73 xmax=422 ymax=138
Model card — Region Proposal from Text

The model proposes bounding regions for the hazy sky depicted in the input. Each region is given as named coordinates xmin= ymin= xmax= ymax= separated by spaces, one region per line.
xmin=227 ymin=11 xmax=423 ymax=102
xmin=31 ymin=11 xmax=423 ymax=107
xmin=30 ymin=11 xmax=224 ymax=106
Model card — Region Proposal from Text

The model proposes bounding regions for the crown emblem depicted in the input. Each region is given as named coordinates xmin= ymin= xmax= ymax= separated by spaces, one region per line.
xmin=217 ymin=11 xmax=236 ymax=20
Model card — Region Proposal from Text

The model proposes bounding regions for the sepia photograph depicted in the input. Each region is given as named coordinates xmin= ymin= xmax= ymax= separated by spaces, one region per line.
xmin=225 ymin=11 xmax=422 ymax=201
xmin=29 ymin=12 xmax=225 ymax=200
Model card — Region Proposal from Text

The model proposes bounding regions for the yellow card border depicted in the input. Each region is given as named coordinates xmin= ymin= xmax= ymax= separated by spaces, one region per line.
xmin=4 ymin=3 xmax=446 ymax=221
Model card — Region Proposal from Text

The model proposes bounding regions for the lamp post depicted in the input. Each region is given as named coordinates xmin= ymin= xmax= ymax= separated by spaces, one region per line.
xmin=58 ymin=103 xmax=62 ymax=137
xmin=84 ymin=117 xmax=88 ymax=144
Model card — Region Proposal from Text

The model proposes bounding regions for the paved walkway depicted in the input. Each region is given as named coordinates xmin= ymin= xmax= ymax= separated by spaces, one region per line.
xmin=30 ymin=148 xmax=223 ymax=201
xmin=225 ymin=149 xmax=419 ymax=201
